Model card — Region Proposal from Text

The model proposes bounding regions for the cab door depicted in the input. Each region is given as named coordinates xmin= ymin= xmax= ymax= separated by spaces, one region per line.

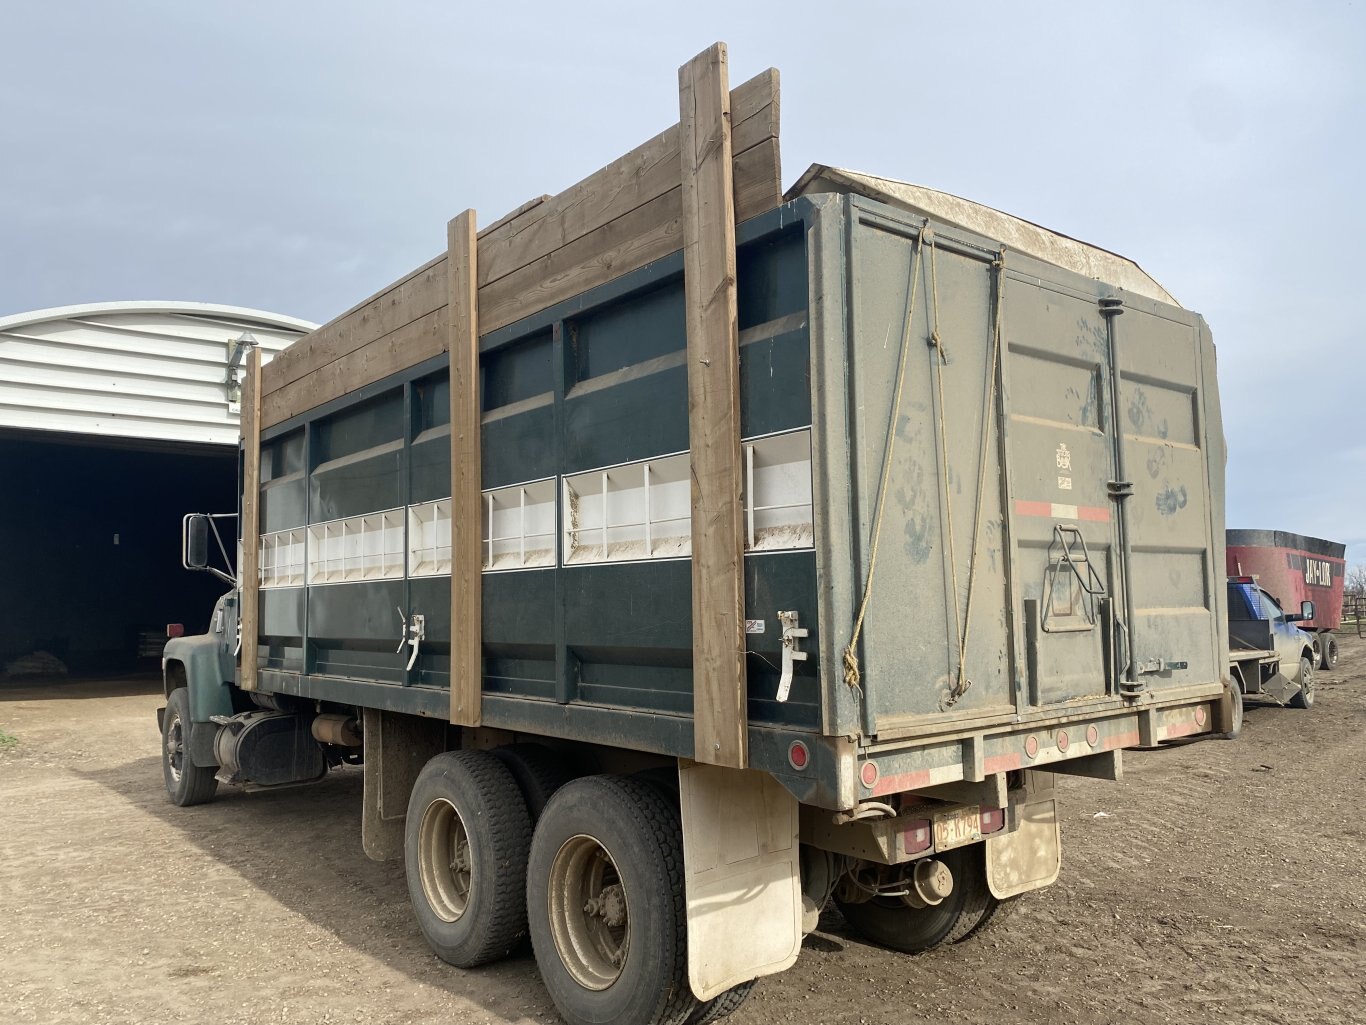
xmin=1259 ymin=588 xmax=1306 ymax=675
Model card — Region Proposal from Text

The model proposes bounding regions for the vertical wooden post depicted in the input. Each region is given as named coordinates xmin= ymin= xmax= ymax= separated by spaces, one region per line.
xmin=680 ymin=43 xmax=747 ymax=768
xmin=449 ymin=209 xmax=483 ymax=727
xmin=239 ymin=346 xmax=262 ymax=691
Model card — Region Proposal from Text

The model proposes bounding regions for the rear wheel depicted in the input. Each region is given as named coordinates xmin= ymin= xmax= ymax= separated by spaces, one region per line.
xmin=492 ymin=743 xmax=578 ymax=822
xmin=1221 ymin=678 xmax=1245 ymax=739
xmin=943 ymin=849 xmax=1001 ymax=944
xmin=1320 ymin=634 xmax=1339 ymax=670
xmin=528 ymin=775 xmax=698 ymax=1025
xmin=162 ymin=687 xmax=218 ymax=807
xmin=835 ymin=845 xmax=991 ymax=954
xmin=1289 ymin=655 xmax=1315 ymax=709
xmin=405 ymin=750 xmax=532 ymax=968
xmin=687 ymin=980 xmax=755 ymax=1024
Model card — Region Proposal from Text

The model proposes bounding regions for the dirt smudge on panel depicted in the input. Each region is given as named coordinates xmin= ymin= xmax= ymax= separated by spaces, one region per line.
xmin=894 ymin=482 xmax=933 ymax=564
xmin=1128 ymin=387 xmax=1151 ymax=432
xmin=1146 ymin=447 xmax=1167 ymax=479
xmin=1155 ymin=483 xmax=1188 ymax=516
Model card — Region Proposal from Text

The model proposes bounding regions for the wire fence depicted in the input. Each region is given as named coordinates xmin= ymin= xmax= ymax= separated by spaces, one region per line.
xmin=1343 ymin=593 xmax=1365 ymax=637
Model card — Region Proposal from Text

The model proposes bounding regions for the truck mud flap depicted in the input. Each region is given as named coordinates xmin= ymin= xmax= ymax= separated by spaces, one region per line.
xmin=985 ymin=782 xmax=1061 ymax=899
xmin=361 ymin=708 xmax=446 ymax=861
xmin=679 ymin=763 xmax=802 ymax=1001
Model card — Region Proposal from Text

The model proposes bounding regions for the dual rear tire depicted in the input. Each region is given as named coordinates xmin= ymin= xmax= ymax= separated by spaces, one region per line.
xmin=404 ymin=755 xmax=752 ymax=1025
xmin=404 ymin=750 xmax=532 ymax=967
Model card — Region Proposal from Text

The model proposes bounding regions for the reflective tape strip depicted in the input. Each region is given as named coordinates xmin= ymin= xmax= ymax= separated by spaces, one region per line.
xmin=1015 ymin=499 xmax=1111 ymax=522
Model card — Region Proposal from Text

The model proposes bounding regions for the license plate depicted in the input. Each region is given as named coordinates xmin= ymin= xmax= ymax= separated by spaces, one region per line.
xmin=933 ymin=805 xmax=981 ymax=851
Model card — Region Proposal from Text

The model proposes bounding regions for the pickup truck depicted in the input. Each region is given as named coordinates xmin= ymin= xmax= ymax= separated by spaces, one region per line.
xmin=1226 ymin=576 xmax=1317 ymax=730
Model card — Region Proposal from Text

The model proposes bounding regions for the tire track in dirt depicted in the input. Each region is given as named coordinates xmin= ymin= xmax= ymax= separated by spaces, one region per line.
xmin=3 ymin=644 xmax=1365 ymax=1025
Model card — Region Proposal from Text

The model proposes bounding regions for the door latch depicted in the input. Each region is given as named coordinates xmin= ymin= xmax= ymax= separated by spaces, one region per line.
xmin=776 ymin=610 xmax=808 ymax=703
xmin=397 ymin=608 xmax=426 ymax=672
xmin=1136 ymin=657 xmax=1188 ymax=675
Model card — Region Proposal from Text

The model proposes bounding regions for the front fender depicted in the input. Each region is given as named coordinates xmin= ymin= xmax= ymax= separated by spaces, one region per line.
xmin=163 ymin=633 xmax=235 ymax=722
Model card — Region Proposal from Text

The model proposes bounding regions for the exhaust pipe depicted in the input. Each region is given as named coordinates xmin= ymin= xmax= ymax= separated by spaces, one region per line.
xmin=311 ymin=713 xmax=362 ymax=747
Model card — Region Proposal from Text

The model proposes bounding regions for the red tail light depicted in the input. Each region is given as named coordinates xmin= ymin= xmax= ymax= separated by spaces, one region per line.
xmin=901 ymin=819 xmax=932 ymax=854
xmin=166 ymin=623 xmax=185 ymax=638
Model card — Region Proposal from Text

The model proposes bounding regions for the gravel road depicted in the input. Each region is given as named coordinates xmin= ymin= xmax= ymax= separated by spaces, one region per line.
xmin=2 ymin=639 xmax=1363 ymax=1025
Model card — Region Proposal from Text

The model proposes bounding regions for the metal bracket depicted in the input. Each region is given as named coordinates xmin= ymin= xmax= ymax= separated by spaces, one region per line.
xmin=1136 ymin=657 xmax=1188 ymax=675
xmin=776 ymin=610 xmax=808 ymax=703
xmin=1043 ymin=525 xmax=1107 ymax=632
xmin=396 ymin=608 xmax=425 ymax=672
xmin=225 ymin=331 xmax=259 ymax=409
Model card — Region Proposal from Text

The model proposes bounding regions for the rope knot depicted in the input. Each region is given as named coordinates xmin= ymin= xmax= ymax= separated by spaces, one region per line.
xmin=842 ymin=646 xmax=862 ymax=689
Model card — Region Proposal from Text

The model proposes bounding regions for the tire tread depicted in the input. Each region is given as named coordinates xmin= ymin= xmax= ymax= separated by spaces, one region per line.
xmin=406 ymin=749 xmax=532 ymax=968
xmin=163 ymin=688 xmax=218 ymax=807
xmin=528 ymin=774 xmax=699 ymax=1025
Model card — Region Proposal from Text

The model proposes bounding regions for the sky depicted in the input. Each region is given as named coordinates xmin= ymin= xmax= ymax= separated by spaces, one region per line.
xmin=3 ymin=1 xmax=1364 ymax=565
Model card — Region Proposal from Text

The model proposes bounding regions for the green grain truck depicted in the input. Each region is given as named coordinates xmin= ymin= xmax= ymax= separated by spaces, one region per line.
xmin=159 ymin=45 xmax=1236 ymax=1025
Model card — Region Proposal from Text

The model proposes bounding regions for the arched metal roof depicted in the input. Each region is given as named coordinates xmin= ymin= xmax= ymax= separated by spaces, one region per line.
xmin=0 ymin=300 xmax=317 ymax=446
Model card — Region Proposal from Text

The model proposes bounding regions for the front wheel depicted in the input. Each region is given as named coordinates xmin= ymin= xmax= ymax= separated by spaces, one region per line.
xmin=528 ymin=775 xmax=698 ymax=1025
xmin=162 ymin=687 xmax=218 ymax=807
xmin=1289 ymin=655 xmax=1315 ymax=709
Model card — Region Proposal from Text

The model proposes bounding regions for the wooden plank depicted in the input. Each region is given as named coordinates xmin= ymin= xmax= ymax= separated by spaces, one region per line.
xmin=477 ymin=68 xmax=779 ymax=289
xmin=477 ymin=141 xmax=779 ymax=335
xmin=680 ymin=43 xmax=747 ymax=769
xmin=733 ymin=135 xmax=782 ymax=224
xmin=479 ymin=185 xmax=684 ymax=336
xmin=478 ymin=194 xmax=552 ymax=238
xmin=262 ymin=306 xmax=448 ymax=428
xmin=239 ymin=347 xmax=262 ymax=691
xmin=448 ymin=210 xmax=482 ymax=727
xmin=733 ymin=67 xmax=780 ymax=143
xmin=262 ymin=255 xmax=447 ymax=397
xmin=259 ymin=61 xmax=781 ymax=426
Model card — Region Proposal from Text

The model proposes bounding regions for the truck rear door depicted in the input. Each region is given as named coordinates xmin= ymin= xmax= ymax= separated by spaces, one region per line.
xmin=829 ymin=197 xmax=1226 ymax=739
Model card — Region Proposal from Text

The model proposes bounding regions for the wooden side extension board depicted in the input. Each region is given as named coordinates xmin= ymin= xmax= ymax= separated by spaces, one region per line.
xmin=257 ymin=62 xmax=780 ymax=430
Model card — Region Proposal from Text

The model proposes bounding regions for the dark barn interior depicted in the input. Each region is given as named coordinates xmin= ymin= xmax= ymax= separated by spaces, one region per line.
xmin=0 ymin=431 xmax=236 ymax=675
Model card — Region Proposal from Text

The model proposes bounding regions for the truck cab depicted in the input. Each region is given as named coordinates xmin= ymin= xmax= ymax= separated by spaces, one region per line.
xmin=1227 ymin=577 xmax=1317 ymax=709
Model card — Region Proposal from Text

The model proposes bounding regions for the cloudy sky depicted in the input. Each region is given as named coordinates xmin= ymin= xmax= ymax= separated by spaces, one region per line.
xmin=3 ymin=1 xmax=1363 ymax=564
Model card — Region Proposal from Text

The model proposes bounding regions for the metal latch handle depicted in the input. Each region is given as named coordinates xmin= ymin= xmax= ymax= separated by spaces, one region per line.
xmin=777 ymin=610 xmax=808 ymax=703
xmin=396 ymin=608 xmax=426 ymax=672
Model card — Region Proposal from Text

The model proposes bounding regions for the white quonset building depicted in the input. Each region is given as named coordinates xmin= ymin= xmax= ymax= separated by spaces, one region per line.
xmin=0 ymin=301 xmax=315 ymax=675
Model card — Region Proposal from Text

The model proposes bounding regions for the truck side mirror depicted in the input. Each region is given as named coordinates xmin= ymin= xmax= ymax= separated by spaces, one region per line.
xmin=1300 ymin=600 xmax=1315 ymax=622
xmin=184 ymin=514 xmax=211 ymax=570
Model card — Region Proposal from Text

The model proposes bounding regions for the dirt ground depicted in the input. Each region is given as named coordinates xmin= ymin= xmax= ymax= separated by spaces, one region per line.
xmin=2 ymin=643 xmax=1363 ymax=1025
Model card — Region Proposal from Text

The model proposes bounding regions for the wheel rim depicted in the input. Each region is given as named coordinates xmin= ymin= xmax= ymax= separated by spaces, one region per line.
xmin=1301 ymin=660 xmax=1315 ymax=704
xmin=418 ymin=798 xmax=473 ymax=922
xmin=164 ymin=714 xmax=184 ymax=783
xmin=548 ymin=834 xmax=630 ymax=991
